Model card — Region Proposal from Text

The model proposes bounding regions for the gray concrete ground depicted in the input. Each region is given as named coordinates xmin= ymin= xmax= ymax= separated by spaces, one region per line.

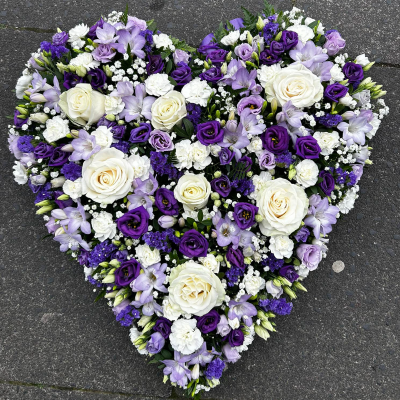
xmin=0 ymin=1 xmax=399 ymax=399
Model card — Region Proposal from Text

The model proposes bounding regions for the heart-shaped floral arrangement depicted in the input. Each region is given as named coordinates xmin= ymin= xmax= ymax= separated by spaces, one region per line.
xmin=8 ymin=2 xmax=389 ymax=397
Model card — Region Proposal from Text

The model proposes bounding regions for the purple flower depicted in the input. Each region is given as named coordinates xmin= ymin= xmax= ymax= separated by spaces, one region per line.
xmin=17 ymin=136 xmax=34 ymax=153
xmin=261 ymin=125 xmax=290 ymax=154
xmin=145 ymin=54 xmax=164 ymax=75
xmin=87 ymin=18 xmax=104 ymax=40
xmin=117 ymin=206 xmax=150 ymax=239
xmin=276 ymin=100 xmax=305 ymax=130
xmin=259 ymin=298 xmax=293 ymax=315
xmin=229 ymin=18 xmax=245 ymax=30
xmin=129 ymin=123 xmax=152 ymax=143
xmin=70 ymin=130 xmax=101 ymax=161
xmin=222 ymin=344 xmax=240 ymax=363
xmin=48 ymin=146 xmax=69 ymax=166
xmin=219 ymin=148 xmax=234 ymax=165
xmin=63 ymin=72 xmax=85 ymax=90
xmin=260 ymin=49 xmax=282 ymax=65
xmin=351 ymin=164 xmax=364 ymax=183
xmin=33 ymin=142 xmax=55 ymax=159
xmin=211 ymin=175 xmax=231 ymax=197
xmin=343 ymin=62 xmax=364 ymax=85
xmin=153 ymin=317 xmax=172 ymax=339
xmin=258 ymin=150 xmax=275 ymax=170
xmin=231 ymin=68 xmax=258 ymax=96
xmin=197 ymin=120 xmax=224 ymax=145
xmin=324 ymin=30 xmax=346 ymax=56
xmin=269 ymin=41 xmax=286 ymax=56
xmin=199 ymin=66 xmax=223 ymax=83
xmin=173 ymin=49 xmax=190 ymax=65
xmin=149 ymin=130 xmax=174 ymax=152
xmin=324 ymin=83 xmax=349 ymax=103
xmin=279 ymin=265 xmax=299 ymax=283
xmin=87 ymin=68 xmax=107 ymax=89
xmin=92 ymin=44 xmax=116 ymax=63
xmin=207 ymin=49 xmax=228 ymax=65
xmin=296 ymin=244 xmax=322 ymax=271
xmin=290 ymin=41 xmax=328 ymax=68
xmin=60 ymin=162 xmax=82 ymax=181
xmin=315 ymin=113 xmax=343 ymax=128
xmin=162 ymin=351 xmax=192 ymax=387
xmin=154 ymin=188 xmax=179 ymax=216
xmin=226 ymin=246 xmax=245 ymax=271
xmin=179 ymin=229 xmax=208 ymax=258
xmin=111 ymin=124 xmax=126 ymax=140
xmin=309 ymin=61 xmax=334 ymax=82
xmin=294 ymin=227 xmax=310 ymax=243
xmin=337 ymin=113 xmax=372 ymax=146
xmin=234 ymin=43 xmax=254 ymax=61
xmin=53 ymin=226 xmax=90 ymax=252
xmin=52 ymin=31 xmax=69 ymax=46
xmin=228 ymin=295 xmax=257 ymax=327
xmin=114 ymin=259 xmax=141 ymax=287
xmin=227 ymin=328 xmax=244 ymax=347
xmin=295 ymin=136 xmax=321 ymax=159
xmin=319 ymin=170 xmax=335 ymax=196
xmin=240 ymin=108 xmax=266 ymax=136
xmin=115 ymin=27 xmax=146 ymax=59
xmin=196 ymin=310 xmax=221 ymax=333
xmin=205 ymin=358 xmax=226 ymax=380
xmin=198 ymin=33 xmax=219 ymax=55
xmin=282 ymin=30 xmax=298 ymax=50
xmin=218 ymin=120 xmax=250 ymax=160
xmin=215 ymin=217 xmax=240 ymax=248
xmin=233 ymin=202 xmax=258 ymax=230
xmin=170 ymin=62 xmax=192 ymax=86
xmin=237 ymin=95 xmax=264 ymax=116
xmin=146 ymin=332 xmax=165 ymax=354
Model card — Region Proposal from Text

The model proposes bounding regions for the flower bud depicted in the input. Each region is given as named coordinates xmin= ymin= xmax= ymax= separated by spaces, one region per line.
xmin=283 ymin=286 xmax=297 ymax=299
xmin=51 ymin=176 xmax=66 ymax=188
xmin=191 ymin=364 xmax=200 ymax=380
xmin=261 ymin=319 xmax=275 ymax=332
xmin=142 ymin=321 xmax=156 ymax=334
xmin=226 ymin=51 xmax=232 ymax=62
xmin=246 ymin=171 xmax=253 ymax=178
xmin=105 ymin=114 xmax=116 ymax=121
xmin=244 ymin=257 xmax=252 ymax=265
xmin=255 ymin=324 xmax=270 ymax=340
xmin=215 ymin=254 xmax=223 ymax=262
xmin=158 ymin=215 xmax=177 ymax=229
xmin=36 ymin=205 xmax=54 ymax=215
xmin=109 ymin=259 xmax=121 ymax=267
xmin=247 ymin=31 xmax=253 ymax=45
xmin=36 ymin=199 xmax=52 ymax=207
xmin=275 ymin=31 xmax=282 ymax=41
xmin=221 ymin=62 xmax=228 ymax=74
xmin=293 ymin=281 xmax=307 ymax=292
xmin=228 ymin=110 xmax=235 ymax=120
xmin=102 ymin=275 xmax=115 ymax=284
xmin=138 ymin=315 xmax=153 ymax=327
xmin=255 ymin=214 xmax=264 ymax=223
xmin=178 ymin=217 xmax=185 ymax=228
xmin=75 ymin=65 xmax=87 ymax=77
xmin=104 ymin=290 xmax=118 ymax=298
xmin=204 ymin=61 xmax=210 ymax=70
xmin=57 ymin=194 xmax=69 ymax=201
xmin=211 ymin=192 xmax=220 ymax=201
xmin=30 ymin=112 xmax=49 ymax=124
xmin=211 ymin=231 xmax=218 ymax=239
xmin=363 ymin=62 xmax=375 ymax=72
xmin=256 ymin=16 xmax=265 ymax=31
xmin=30 ymin=93 xmax=47 ymax=103
xmin=16 ymin=106 xmax=28 ymax=115
xmin=214 ymin=171 xmax=222 ymax=178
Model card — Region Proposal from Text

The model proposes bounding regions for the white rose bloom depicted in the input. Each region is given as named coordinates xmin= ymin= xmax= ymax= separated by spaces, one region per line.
xmin=135 ymin=244 xmax=161 ymax=267
xmin=43 ymin=116 xmax=70 ymax=143
xmin=244 ymin=275 xmax=265 ymax=296
xmin=249 ymin=171 xmax=272 ymax=200
xmin=269 ymin=235 xmax=294 ymax=259
xmin=175 ymin=139 xmax=194 ymax=169
xmin=162 ymin=298 xmax=182 ymax=321
xmin=169 ymin=319 xmax=204 ymax=355
xmin=63 ymin=178 xmax=83 ymax=200
xmin=199 ymin=254 xmax=220 ymax=273
xmin=151 ymin=91 xmax=187 ymax=131
xmin=256 ymin=178 xmax=309 ymax=236
xmin=68 ymin=23 xmax=89 ymax=48
xmin=295 ymin=159 xmax=319 ymax=188
xmin=265 ymin=64 xmax=324 ymax=108
xmin=367 ymin=113 xmax=381 ymax=139
xmin=330 ymin=64 xmax=345 ymax=82
xmin=174 ymin=173 xmax=211 ymax=211
xmin=128 ymin=153 xmax=151 ymax=180
xmin=313 ymin=131 xmax=340 ymax=156
xmin=91 ymin=125 xmax=114 ymax=149
xmin=104 ymin=96 xmax=125 ymax=115
xmin=92 ymin=211 xmax=117 ymax=242
xmin=286 ymin=24 xmax=315 ymax=43
xmin=355 ymin=54 xmax=370 ymax=67
xmin=58 ymin=83 xmax=106 ymax=126
xmin=82 ymin=148 xmax=134 ymax=204
xmin=145 ymin=73 xmax=174 ymax=97
xmin=192 ymin=141 xmax=212 ymax=170
xmin=181 ymin=78 xmax=213 ymax=107
xmin=339 ymin=93 xmax=354 ymax=106
xmin=12 ymin=161 xmax=28 ymax=184
xmin=15 ymin=71 xmax=33 ymax=99
xmin=69 ymin=52 xmax=100 ymax=70
xmin=168 ymin=261 xmax=225 ymax=316
xmin=220 ymin=30 xmax=240 ymax=46
xmin=153 ymin=33 xmax=173 ymax=49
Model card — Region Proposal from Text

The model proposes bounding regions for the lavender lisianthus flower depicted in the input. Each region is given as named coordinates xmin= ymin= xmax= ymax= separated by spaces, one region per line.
xmin=92 ymin=44 xmax=116 ymax=63
xmin=290 ymin=40 xmax=328 ymax=68
xmin=237 ymin=94 xmax=264 ymax=116
xmin=324 ymin=30 xmax=346 ymax=56
xmin=52 ymin=31 xmax=69 ymax=46
xmin=179 ymin=229 xmax=209 ymax=258
xmin=117 ymin=206 xmax=150 ymax=239
xmin=297 ymin=244 xmax=322 ymax=271
xmin=146 ymin=332 xmax=165 ymax=354
xmin=219 ymin=147 xmax=234 ymax=165
xmin=114 ymin=259 xmax=141 ymax=287
xmin=294 ymin=226 xmax=310 ymax=243
xmin=149 ymin=130 xmax=174 ymax=152
xmin=234 ymin=43 xmax=254 ymax=61
xmin=351 ymin=164 xmax=364 ymax=182
xmin=173 ymin=49 xmax=190 ymax=65
xmin=257 ymin=150 xmax=275 ymax=170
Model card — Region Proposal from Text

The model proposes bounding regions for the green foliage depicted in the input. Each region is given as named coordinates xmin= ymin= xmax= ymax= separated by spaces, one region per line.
xmin=120 ymin=5 xmax=129 ymax=25
xmin=241 ymin=7 xmax=258 ymax=31
xmin=171 ymin=37 xmax=196 ymax=53
xmin=263 ymin=0 xmax=275 ymax=18
xmin=214 ymin=22 xmax=228 ymax=43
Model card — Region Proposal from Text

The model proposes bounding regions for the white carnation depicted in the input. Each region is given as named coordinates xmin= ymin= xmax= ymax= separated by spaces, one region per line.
xmin=286 ymin=24 xmax=315 ymax=43
xmin=181 ymin=78 xmax=213 ymax=107
xmin=12 ymin=161 xmax=28 ymax=185
xmin=145 ymin=73 xmax=174 ymax=97
xmin=91 ymin=125 xmax=114 ymax=149
xmin=63 ymin=178 xmax=83 ymax=200
xmin=92 ymin=211 xmax=117 ymax=242
xmin=244 ymin=275 xmax=265 ymax=296
xmin=220 ymin=30 xmax=240 ymax=46
xmin=355 ymin=54 xmax=370 ymax=67
xmin=104 ymin=96 xmax=125 ymax=114
xmin=135 ymin=244 xmax=161 ymax=267
xmin=69 ymin=52 xmax=100 ymax=70
xmin=128 ymin=153 xmax=151 ymax=180
xmin=199 ymin=254 xmax=220 ymax=273
xmin=192 ymin=141 xmax=212 ymax=170
xmin=153 ymin=33 xmax=174 ymax=50
xmin=295 ymin=159 xmax=319 ymax=188
xmin=313 ymin=131 xmax=340 ymax=156
xmin=15 ymin=71 xmax=33 ymax=99
xmin=330 ymin=64 xmax=345 ymax=82
xmin=170 ymin=319 xmax=204 ymax=355
xmin=43 ymin=116 xmax=70 ymax=143
xmin=269 ymin=235 xmax=294 ymax=259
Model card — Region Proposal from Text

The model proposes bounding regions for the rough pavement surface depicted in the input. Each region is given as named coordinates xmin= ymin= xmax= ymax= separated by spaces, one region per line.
xmin=0 ymin=1 xmax=399 ymax=399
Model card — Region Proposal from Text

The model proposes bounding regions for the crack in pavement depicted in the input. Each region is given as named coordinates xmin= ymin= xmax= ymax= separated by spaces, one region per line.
xmin=0 ymin=23 xmax=56 ymax=33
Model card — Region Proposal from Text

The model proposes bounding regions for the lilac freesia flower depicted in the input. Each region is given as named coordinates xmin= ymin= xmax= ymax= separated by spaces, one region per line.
xmin=222 ymin=344 xmax=240 ymax=363
xmin=304 ymin=194 xmax=340 ymax=238
xmin=215 ymin=215 xmax=241 ymax=248
xmin=53 ymin=226 xmax=90 ymax=252
xmin=338 ymin=113 xmax=373 ymax=146
xmin=70 ymin=130 xmax=101 ymax=161
xmin=30 ymin=72 xmax=50 ymax=94
xmin=127 ymin=192 xmax=154 ymax=218
xmin=231 ymin=68 xmax=259 ymax=96
xmin=94 ymin=22 xmax=119 ymax=44
xmin=289 ymin=41 xmax=328 ymax=68
xmin=146 ymin=332 xmax=165 ymax=354
xmin=276 ymin=100 xmax=305 ymax=129
xmin=186 ymin=342 xmax=215 ymax=366
xmin=115 ymin=28 xmax=146 ymax=59
xmin=131 ymin=298 xmax=162 ymax=316
xmin=239 ymin=230 xmax=256 ymax=256
xmin=43 ymin=76 xmax=61 ymax=112
xmin=309 ymin=61 xmax=334 ymax=82
xmin=51 ymin=200 xmax=91 ymax=234
xmin=133 ymin=173 xmax=158 ymax=195
xmin=228 ymin=295 xmax=257 ymax=327
xmin=219 ymin=120 xmax=250 ymax=160
xmin=220 ymin=59 xmax=244 ymax=85
xmin=162 ymin=351 xmax=192 ymax=387
xmin=240 ymin=108 xmax=266 ymax=136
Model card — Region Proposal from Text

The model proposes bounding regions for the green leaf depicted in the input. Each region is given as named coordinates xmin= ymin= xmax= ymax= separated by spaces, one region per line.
xmin=198 ymin=209 xmax=204 ymax=222
xmin=165 ymin=59 xmax=173 ymax=75
xmin=120 ymin=5 xmax=129 ymax=25
xmin=186 ymin=217 xmax=195 ymax=226
xmin=168 ymin=76 xmax=178 ymax=86
xmin=214 ymin=22 xmax=228 ymax=43
xmin=202 ymin=219 xmax=213 ymax=226
xmin=263 ymin=0 xmax=275 ymax=18
xmin=241 ymin=6 xmax=258 ymax=30
xmin=182 ymin=118 xmax=194 ymax=137
xmin=94 ymin=289 xmax=106 ymax=302
xmin=147 ymin=19 xmax=157 ymax=33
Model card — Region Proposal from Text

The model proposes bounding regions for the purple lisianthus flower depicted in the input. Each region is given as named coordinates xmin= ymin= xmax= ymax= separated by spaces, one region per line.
xmin=60 ymin=162 xmax=82 ymax=181
xmin=170 ymin=62 xmax=192 ymax=85
xmin=196 ymin=310 xmax=220 ymax=334
xmin=261 ymin=125 xmax=290 ymax=154
xmin=63 ymin=72 xmax=84 ymax=90
xmin=87 ymin=68 xmax=107 ymax=89
xmin=296 ymin=244 xmax=322 ymax=271
xmin=290 ymin=40 xmax=328 ymax=68
xmin=149 ymin=130 xmax=174 ymax=152
xmin=154 ymin=188 xmax=179 ymax=216
xmin=259 ymin=49 xmax=282 ymax=65
xmin=282 ymin=30 xmax=298 ymax=50
xmin=211 ymin=175 xmax=231 ymax=197
xmin=228 ymin=294 xmax=257 ymax=327
xmin=87 ymin=18 xmax=104 ymax=40
xmin=111 ymin=124 xmax=126 ymax=140
xmin=198 ymin=33 xmax=219 ymax=55
xmin=199 ymin=66 xmax=223 ymax=83
xmin=258 ymin=150 xmax=276 ymax=170
xmin=179 ymin=229 xmax=208 ymax=258
xmin=237 ymin=95 xmax=264 ymax=116
xmin=226 ymin=245 xmax=245 ymax=270
xmin=279 ymin=265 xmax=299 ymax=283
xmin=146 ymin=54 xmax=164 ymax=75
xmin=129 ymin=123 xmax=152 ymax=143
xmin=234 ymin=43 xmax=254 ymax=61
xmin=117 ymin=206 xmax=150 ymax=239
xmin=114 ymin=259 xmax=141 ymax=287
xmin=233 ymin=202 xmax=258 ymax=230
xmin=48 ymin=146 xmax=69 ymax=166
xmin=70 ymin=130 xmax=101 ymax=161
xmin=229 ymin=18 xmax=245 ymax=30
xmin=295 ymin=136 xmax=321 ymax=159
xmin=319 ymin=170 xmax=335 ymax=196
xmin=92 ymin=44 xmax=116 ymax=63
xmin=324 ymin=30 xmax=346 ymax=56
xmin=197 ymin=120 xmax=224 ymax=145
xmin=146 ymin=332 xmax=165 ymax=354
xmin=324 ymin=83 xmax=349 ymax=103
xmin=207 ymin=49 xmax=228 ymax=65
xmin=227 ymin=328 xmax=244 ymax=347
xmin=153 ymin=317 xmax=172 ymax=339
xmin=34 ymin=142 xmax=55 ymax=159
xmin=219 ymin=148 xmax=234 ymax=165
xmin=222 ymin=344 xmax=241 ymax=363
xmin=269 ymin=40 xmax=286 ymax=56
xmin=294 ymin=226 xmax=310 ymax=243
xmin=351 ymin=164 xmax=364 ymax=182
xmin=343 ymin=62 xmax=364 ymax=85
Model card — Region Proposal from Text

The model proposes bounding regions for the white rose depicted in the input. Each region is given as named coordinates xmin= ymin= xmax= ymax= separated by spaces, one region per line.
xmin=174 ymin=173 xmax=211 ymax=211
xmin=153 ymin=33 xmax=173 ymax=49
xmin=128 ymin=153 xmax=151 ymax=180
xmin=295 ymin=159 xmax=319 ymax=188
xmin=59 ymin=83 xmax=106 ymax=126
xmin=256 ymin=178 xmax=309 ymax=236
xmin=169 ymin=319 xmax=204 ymax=355
xmin=244 ymin=275 xmax=265 ymax=296
xmin=15 ymin=72 xmax=33 ymax=99
xmin=269 ymin=235 xmax=294 ymax=259
xmin=313 ymin=131 xmax=340 ymax=156
xmin=168 ymin=261 xmax=225 ymax=316
xmin=12 ymin=161 xmax=28 ymax=184
xmin=199 ymin=254 xmax=220 ymax=273
xmin=69 ymin=52 xmax=100 ymax=70
xmin=92 ymin=211 xmax=117 ymax=242
xmin=91 ymin=125 xmax=114 ymax=149
xmin=355 ymin=54 xmax=370 ymax=67
xmin=162 ymin=298 xmax=182 ymax=321
xmin=43 ymin=116 xmax=70 ymax=143
xmin=151 ymin=91 xmax=187 ymax=131
xmin=265 ymin=64 xmax=324 ymax=108
xmin=81 ymin=148 xmax=134 ymax=204
xmin=330 ymin=64 xmax=345 ymax=82
xmin=135 ymin=244 xmax=161 ymax=267
xmin=286 ymin=24 xmax=315 ymax=43
xmin=181 ymin=78 xmax=213 ymax=107
xmin=63 ymin=178 xmax=83 ymax=200
xmin=220 ymin=30 xmax=240 ymax=46
xmin=145 ymin=73 xmax=174 ymax=97
xmin=175 ymin=139 xmax=194 ymax=169
xmin=192 ymin=142 xmax=211 ymax=170
xmin=104 ymin=95 xmax=125 ymax=114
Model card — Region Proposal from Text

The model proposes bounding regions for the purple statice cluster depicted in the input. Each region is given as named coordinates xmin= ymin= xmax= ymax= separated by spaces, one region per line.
xmin=40 ymin=31 xmax=69 ymax=59
xmin=261 ymin=253 xmax=284 ymax=272
xmin=115 ymin=305 xmax=140 ymax=327
xmin=139 ymin=29 xmax=154 ymax=53
xmin=87 ymin=275 xmax=106 ymax=288
xmin=150 ymin=151 xmax=183 ymax=180
xmin=88 ymin=241 xmax=118 ymax=268
xmin=185 ymin=103 xmax=202 ymax=127
xmin=205 ymin=358 xmax=226 ymax=380
xmin=275 ymin=151 xmax=295 ymax=167
xmin=330 ymin=167 xmax=357 ymax=187
xmin=259 ymin=298 xmax=293 ymax=316
xmin=111 ymin=140 xmax=131 ymax=153
xmin=262 ymin=22 xmax=279 ymax=44
xmin=231 ymin=178 xmax=255 ymax=196
xmin=225 ymin=265 xmax=245 ymax=287
xmin=315 ymin=113 xmax=343 ymax=128
xmin=143 ymin=228 xmax=180 ymax=252
xmin=34 ymin=182 xmax=53 ymax=204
